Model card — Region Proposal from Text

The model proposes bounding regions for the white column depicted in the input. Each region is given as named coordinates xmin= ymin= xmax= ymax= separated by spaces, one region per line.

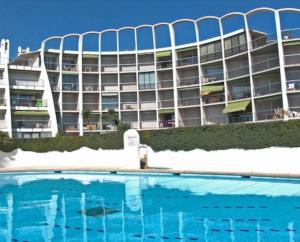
xmin=78 ymin=35 xmax=84 ymax=136
xmin=58 ymin=38 xmax=64 ymax=130
xmin=244 ymin=15 xmax=256 ymax=122
xmin=134 ymin=29 xmax=141 ymax=130
xmin=152 ymin=26 xmax=160 ymax=129
xmin=99 ymin=33 xmax=103 ymax=131
xmin=117 ymin=31 xmax=121 ymax=122
xmin=274 ymin=10 xmax=289 ymax=120
xmin=169 ymin=24 xmax=179 ymax=127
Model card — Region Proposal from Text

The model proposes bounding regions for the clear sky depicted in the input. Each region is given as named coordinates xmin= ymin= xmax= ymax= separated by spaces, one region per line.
xmin=1 ymin=0 xmax=300 ymax=57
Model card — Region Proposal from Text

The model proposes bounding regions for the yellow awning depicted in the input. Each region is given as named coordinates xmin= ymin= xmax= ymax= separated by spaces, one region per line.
xmin=201 ymin=91 xmax=211 ymax=96
xmin=156 ymin=50 xmax=172 ymax=58
xmin=159 ymin=108 xmax=174 ymax=114
xmin=201 ymin=85 xmax=224 ymax=93
xmin=13 ymin=111 xmax=49 ymax=116
xmin=223 ymin=100 xmax=251 ymax=114
xmin=283 ymin=40 xmax=300 ymax=47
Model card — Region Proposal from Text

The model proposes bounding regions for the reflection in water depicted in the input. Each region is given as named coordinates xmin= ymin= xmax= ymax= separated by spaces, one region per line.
xmin=0 ymin=174 xmax=300 ymax=241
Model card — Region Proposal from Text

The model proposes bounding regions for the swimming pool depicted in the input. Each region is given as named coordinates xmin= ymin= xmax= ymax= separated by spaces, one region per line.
xmin=0 ymin=172 xmax=300 ymax=241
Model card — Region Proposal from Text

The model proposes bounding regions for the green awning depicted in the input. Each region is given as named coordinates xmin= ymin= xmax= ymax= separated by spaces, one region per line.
xmin=177 ymin=46 xmax=197 ymax=52
xmin=201 ymin=85 xmax=224 ymax=93
xmin=159 ymin=108 xmax=174 ymax=114
xmin=13 ymin=111 xmax=49 ymax=116
xmin=156 ymin=50 xmax=172 ymax=58
xmin=283 ymin=40 xmax=300 ymax=46
xmin=223 ymin=100 xmax=251 ymax=114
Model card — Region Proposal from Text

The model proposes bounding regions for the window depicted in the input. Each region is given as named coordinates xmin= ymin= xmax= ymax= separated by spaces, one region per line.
xmin=139 ymin=72 xmax=155 ymax=90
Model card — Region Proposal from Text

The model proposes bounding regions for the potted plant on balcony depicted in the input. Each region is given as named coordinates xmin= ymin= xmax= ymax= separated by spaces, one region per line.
xmin=82 ymin=110 xmax=92 ymax=132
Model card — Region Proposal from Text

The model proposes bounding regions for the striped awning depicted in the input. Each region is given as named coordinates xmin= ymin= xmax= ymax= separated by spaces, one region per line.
xmin=222 ymin=100 xmax=251 ymax=114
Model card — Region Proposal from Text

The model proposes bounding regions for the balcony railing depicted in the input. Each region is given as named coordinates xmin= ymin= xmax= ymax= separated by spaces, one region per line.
xmin=62 ymin=83 xmax=79 ymax=91
xmin=0 ymin=98 xmax=6 ymax=107
xmin=177 ymin=56 xmax=198 ymax=67
xmin=120 ymin=63 xmax=137 ymax=72
xmin=157 ymin=79 xmax=173 ymax=89
xmin=138 ymin=62 xmax=155 ymax=71
xmin=9 ymin=58 xmax=40 ymax=69
xmin=140 ymin=120 xmax=157 ymax=129
xmin=45 ymin=62 xmax=59 ymax=71
xmin=289 ymin=106 xmax=300 ymax=119
xmin=83 ymin=122 xmax=101 ymax=131
xmin=12 ymin=120 xmax=51 ymax=129
xmin=201 ymin=72 xmax=224 ymax=84
xmin=158 ymin=99 xmax=174 ymax=108
xmin=62 ymin=63 xmax=78 ymax=72
xmin=0 ymin=120 xmax=5 ymax=129
xmin=102 ymin=102 xmax=118 ymax=111
xmin=82 ymin=64 xmax=98 ymax=72
xmin=121 ymin=102 xmax=138 ymax=110
xmin=10 ymin=79 xmax=44 ymax=89
xmin=83 ymin=83 xmax=99 ymax=92
xmin=252 ymin=56 xmax=279 ymax=73
xmin=200 ymin=51 xmax=222 ymax=63
xmin=178 ymin=96 xmax=200 ymax=107
xmin=178 ymin=117 xmax=201 ymax=127
xmin=255 ymin=109 xmax=276 ymax=121
xmin=202 ymin=93 xmax=225 ymax=104
xmin=254 ymin=82 xmax=281 ymax=97
xmin=63 ymin=103 xmax=79 ymax=111
xmin=159 ymin=119 xmax=175 ymax=128
xmin=102 ymin=64 xmax=118 ymax=72
xmin=225 ymin=43 xmax=247 ymax=57
xmin=228 ymin=88 xmax=251 ymax=101
xmin=227 ymin=65 xmax=249 ymax=80
xmin=157 ymin=59 xmax=172 ymax=69
xmin=177 ymin=76 xmax=199 ymax=87
xmin=251 ymin=32 xmax=277 ymax=50
xmin=63 ymin=123 xmax=80 ymax=131
xmin=140 ymin=101 xmax=156 ymax=110
xmin=287 ymin=80 xmax=300 ymax=92
xmin=139 ymin=83 xmax=155 ymax=90
xmin=229 ymin=112 xmax=252 ymax=123
xmin=284 ymin=54 xmax=300 ymax=66
xmin=120 ymin=82 xmax=137 ymax=91
xmin=11 ymin=98 xmax=47 ymax=108
xmin=282 ymin=28 xmax=300 ymax=41
xmin=83 ymin=103 xmax=99 ymax=110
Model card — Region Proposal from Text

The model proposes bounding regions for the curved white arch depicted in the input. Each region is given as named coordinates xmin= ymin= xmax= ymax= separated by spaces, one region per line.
xmin=221 ymin=12 xmax=245 ymax=20
xmin=172 ymin=18 xmax=196 ymax=25
xmin=246 ymin=7 xmax=276 ymax=16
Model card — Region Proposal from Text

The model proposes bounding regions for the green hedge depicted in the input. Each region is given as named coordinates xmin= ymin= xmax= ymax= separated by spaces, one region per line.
xmin=1 ymin=120 xmax=300 ymax=153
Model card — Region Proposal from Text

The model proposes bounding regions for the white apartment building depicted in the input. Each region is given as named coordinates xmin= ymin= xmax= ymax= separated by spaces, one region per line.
xmin=0 ymin=7 xmax=300 ymax=138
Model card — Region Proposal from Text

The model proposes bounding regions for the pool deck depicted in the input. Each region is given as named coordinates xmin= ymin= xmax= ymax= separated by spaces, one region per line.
xmin=0 ymin=166 xmax=300 ymax=179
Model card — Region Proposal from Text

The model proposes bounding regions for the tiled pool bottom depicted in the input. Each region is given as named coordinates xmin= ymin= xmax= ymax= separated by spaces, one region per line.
xmin=0 ymin=173 xmax=300 ymax=242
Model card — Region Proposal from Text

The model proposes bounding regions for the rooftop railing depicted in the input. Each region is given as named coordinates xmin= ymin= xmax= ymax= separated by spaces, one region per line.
xmin=9 ymin=58 xmax=40 ymax=69
xmin=252 ymin=56 xmax=279 ymax=73
xmin=0 ymin=120 xmax=6 ymax=129
xmin=177 ymin=76 xmax=199 ymax=87
xmin=284 ymin=54 xmax=300 ymax=66
xmin=254 ymin=81 xmax=281 ymax=97
xmin=177 ymin=55 xmax=198 ymax=67
xmin=282 ymin=28 xmax=300 ymax=40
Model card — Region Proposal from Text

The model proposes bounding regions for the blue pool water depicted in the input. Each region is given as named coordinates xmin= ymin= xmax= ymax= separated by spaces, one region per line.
xmin=0 ymin=173 xmax=300 ymax=242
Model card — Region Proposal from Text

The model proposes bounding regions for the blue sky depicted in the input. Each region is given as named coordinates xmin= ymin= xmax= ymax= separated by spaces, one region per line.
xmin=1 ymin=0 xmax=300 ymax=57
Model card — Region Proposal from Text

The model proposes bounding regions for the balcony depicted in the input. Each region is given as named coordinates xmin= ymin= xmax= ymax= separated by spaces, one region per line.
xmin=252 ymin=56 xmax=279 ymax=74
xmin=121 ymin=102 xmax=138 ymax=111
xmin=102 ymin=64 xmax=118 ymax=73
xmin=228 ymin=88 xmax=251 ymax=101
xmin=157 ymin=79 xmax=173 ymax=89
xmin=63 ymin=123 xmax=80 ymax=131
xmin=251 ymin=32 xmax=277 ymax=50
xmin=177 ymin=76 xmax=199 ymax=87
xmin=120 ymin=63 xmax=136 ymax=72
xmin=200 ymin=51 xmax=222 ymax=63
xmin=10 ymin=79 xmax=44 ymax=89
xmin=178 ymin=96 xmax=200 ymax=107
xmin=11 ymin=98 xmax=47 ymax=109
xmin=157 ymin=60 xmax=172 ymax=70
xmin=282 ymin=28 xmax=300 ymax=41
xmin=138 ymin=62 xmax=155 ymax=71
xmin=229 ymin=112 xmax=252 ymax=123
xmin=285 ymin=54 xmax=300 ymax=66
xmin=50 ymin=82 xmax=59 ymax=91
xmin=83 ymin=122 xmax=101 ymax=131
xmin=255 ymin=109 xmax=276 ymax=121
xmin=201 ymin=72 xmax=224 ymax=84
xmin=287 ymin=80 xmax=300 ymax=92
xmin=120 ymin=82 xmax=137 ymax=91
xmin=82 ymin=64 xmax=98 ymax=72
xmin=225 ymin=44 xmax=247 ymax=57
xmin=254 ymin=82 xmax=281 ymax=97
xmin=227 ymin=65 xmax=249 ymax=80
xmin=102 ymin=84 xmax=118 ymax=92
xmin=83 ymin=103 xmax=99 ymax=111
xmin=159 ymin=119 xmax=175 ymax=128
xmin=62 ymin=83 xmax=79 ymax=91
xmin=139 ymin=83 xmax=155 ymax=90
xmin=177 ymin=56 xmax=198 ymax=67
xmin=158 ymin=99 xmax=174 ymax=108
xmin=140 ymin=121 xmax=157 ymax=129
xmin=140 ymin=101 xmax=156 ymax=110
xmin=83 ymin=83 xmax=99 ymax=92
xmin=289 ymin=106 xmax=300 ymax=119
xmin=62 ymin=103 xmax=79 ymax=111
xmin=62 ymin=63 xmax=78 ymax=72
xmin=102 ymin=121 xmax=117 ymax=131
xmin=9 ymin=58 xmax=40 ymax=70
xmin=102 ymin=102 xmax=118 ymax=111
xmin=202 ymin=93 xmax=225 ymax=105
xmin=45 ymin=62 xmax=59 ymax=71
xmin=12 ymin=120 xmax=51 ymax=129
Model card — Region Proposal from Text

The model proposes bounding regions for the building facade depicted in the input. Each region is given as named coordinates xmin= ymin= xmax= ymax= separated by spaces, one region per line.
xmin=0 ymin=7 xmax=300 ymax=138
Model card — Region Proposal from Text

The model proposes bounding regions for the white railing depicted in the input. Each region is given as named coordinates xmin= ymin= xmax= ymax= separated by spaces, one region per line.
xmin=140 ymin=120 xmax=157 ymax=129
xmin=101 ymin=64 xmax=118 ymax=72
xmin=289 ymin=106 xmax=300 ymax=119
xmin=138 ymin=61 xmax=155 ymax=71
xmin=254 ymin=82 xmax=281 ymax=96
xmin=10 ymin=79 xmax=44 ymax=89
xmin=252 ymin=56 xmax=279 ymax=73
xmin=139 ymin=101 xmax=156 ymax=110
xmin=12 ymin=120 xmax=51 ymax=129
xmin=120 ymin=82 xmax=137 ymax=91
xmin=83 ymin=83 xmax=99 ymax=91
xmin=62 ymin=63 xmax=78 ymax=72
xmin=203 ymin=115 xmax=228 ymax=125
xmin=102 ymin=84 xmax=118 ymax=91
xmin=9 ymin=58 xmax=40 ymax=69
xmin=284 ymin=54 xmax=300 ymax=66
xmin=82 ymin=64 xmax=98 ymax=72
xmin=120 ymin=63 xmax=137 ymax=72
xmin=120 ymin=102 xmax=138 ymax=110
